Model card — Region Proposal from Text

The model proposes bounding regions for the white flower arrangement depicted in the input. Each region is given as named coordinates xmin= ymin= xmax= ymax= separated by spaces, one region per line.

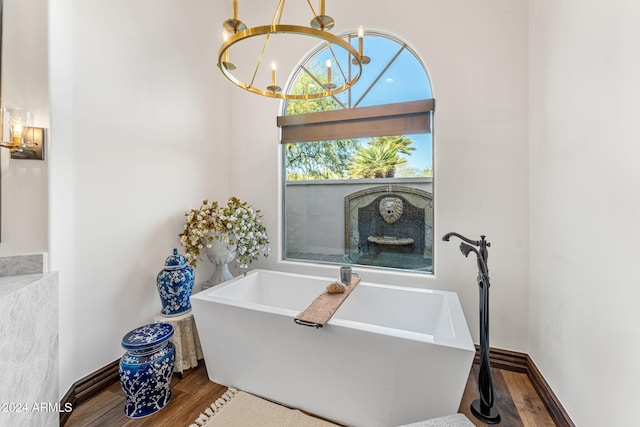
xmin=179 ymin=197 xmax=269 ymax=269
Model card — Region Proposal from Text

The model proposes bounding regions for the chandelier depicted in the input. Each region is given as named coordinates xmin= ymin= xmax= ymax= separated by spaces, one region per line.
xmin=218 ymin=0 xmax=368 ymax=100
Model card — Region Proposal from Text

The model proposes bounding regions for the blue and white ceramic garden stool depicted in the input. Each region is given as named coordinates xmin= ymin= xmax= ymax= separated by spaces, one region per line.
xmin=119 ymin=323 xmax=176 ymax=418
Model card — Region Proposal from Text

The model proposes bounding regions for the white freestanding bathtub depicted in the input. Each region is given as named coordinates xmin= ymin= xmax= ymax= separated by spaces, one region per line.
xmin=191 ymin=269 xmax=474 ymax=427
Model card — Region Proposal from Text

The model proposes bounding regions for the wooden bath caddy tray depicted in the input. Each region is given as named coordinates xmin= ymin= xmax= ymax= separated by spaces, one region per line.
xmin=294 ymin=276 xmax=361 ymax=328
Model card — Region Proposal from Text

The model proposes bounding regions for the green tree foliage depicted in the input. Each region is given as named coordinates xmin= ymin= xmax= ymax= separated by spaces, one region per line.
xmin=283 ymin=68 xmax=424 ymax=180
xmin=284 ymin=140 xmax=359 ymax=180
xmin=285 ymin=68 xmax=339 ymax=115
xmin=284 ymin=68 xmax=360 ymax=181
xmin=348 ymin=136 xmax=416 ymax=178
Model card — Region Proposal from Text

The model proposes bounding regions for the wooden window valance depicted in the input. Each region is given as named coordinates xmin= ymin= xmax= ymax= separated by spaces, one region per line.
xmin=277 ymin=99 xmax=435 ymax=144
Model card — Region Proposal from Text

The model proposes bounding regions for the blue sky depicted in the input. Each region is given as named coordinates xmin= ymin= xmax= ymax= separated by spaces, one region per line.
xmin=343 ymin=35 xmax=433 ymax=172
xmin=287 ymin=33 xmax=433 ymax=174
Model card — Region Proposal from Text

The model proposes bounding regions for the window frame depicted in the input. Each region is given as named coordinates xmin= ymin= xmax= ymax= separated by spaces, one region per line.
xmin=279 ymin=30 xmax=435 ymax=274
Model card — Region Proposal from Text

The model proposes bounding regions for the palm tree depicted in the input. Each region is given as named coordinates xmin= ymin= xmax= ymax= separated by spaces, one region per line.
xmin=348 ymin=136 xmax=415 ymax=178
xmin=371 ymin=136 xmax=415 ymax=156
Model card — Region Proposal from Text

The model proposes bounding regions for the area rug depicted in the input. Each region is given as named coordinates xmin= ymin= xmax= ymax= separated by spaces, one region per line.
xmin=189 ymin=387 xmax=475 ymax=427
xmin=189 ymin=388 xmax=339 ymax=427
xmin=397 ymin=413 xmax=476 ymax=427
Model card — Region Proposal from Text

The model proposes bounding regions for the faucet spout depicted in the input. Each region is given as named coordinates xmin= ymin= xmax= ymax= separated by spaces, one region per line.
xmin=442 ymin=231 xmax=480 ymax=246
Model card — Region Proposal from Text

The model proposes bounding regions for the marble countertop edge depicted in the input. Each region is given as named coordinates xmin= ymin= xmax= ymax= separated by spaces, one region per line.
xmin=0 ymin=273 xmax=55 ymax=300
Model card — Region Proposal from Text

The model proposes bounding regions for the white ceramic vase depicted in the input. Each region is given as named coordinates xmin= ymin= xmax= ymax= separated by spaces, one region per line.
xmin=201 ymin=234 xmax=237 ymax=290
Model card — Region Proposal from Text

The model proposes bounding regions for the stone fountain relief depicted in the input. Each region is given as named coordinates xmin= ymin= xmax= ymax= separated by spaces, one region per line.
xmin=344 ymin=186 xmax=433 ymax=271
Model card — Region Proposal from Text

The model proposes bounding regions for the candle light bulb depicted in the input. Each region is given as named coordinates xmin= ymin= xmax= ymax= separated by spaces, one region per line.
xmin=271 ymin=61 xmax=277 ymax=86
xmin=326 ymin=59 xmax=332 ymax=85
xmin=358 ymin=26 xmax=364 ymax=57
xmin=11 ymin=124 xmax=23 ymax=144
xmin=266 ymin=60 xmax=281 ymax=93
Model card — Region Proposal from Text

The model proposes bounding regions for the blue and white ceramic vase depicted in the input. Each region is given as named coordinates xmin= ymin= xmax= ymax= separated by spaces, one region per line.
xmin=156 ymin=248 xmax=195 ymax=316
xmin=119 ymin=323 xmax=175 ymax=418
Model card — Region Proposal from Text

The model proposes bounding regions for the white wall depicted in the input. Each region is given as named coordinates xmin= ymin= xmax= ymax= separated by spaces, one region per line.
xmin=229 ymin=0 xmax=531 ymax=351
xmin=48 ymin=0 xmax=231 ymax=395
xmin=4 ymin=0 xmax=530 ymax=405
xmin=34 ymin=1 xmax=640 ymax=423
xmin=529 ymin=1 xmax=640 ymax=425
xmin=0 ymin=0 xmax=49 ymax=255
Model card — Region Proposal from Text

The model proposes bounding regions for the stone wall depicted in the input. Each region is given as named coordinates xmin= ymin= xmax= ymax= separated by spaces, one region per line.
xmin=285 ymin=178 xmax=432 ymax=270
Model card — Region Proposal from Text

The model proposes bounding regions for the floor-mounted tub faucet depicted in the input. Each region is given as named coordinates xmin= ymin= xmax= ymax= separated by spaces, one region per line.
xmin=442 ymin=232 xmax=500 ymax=424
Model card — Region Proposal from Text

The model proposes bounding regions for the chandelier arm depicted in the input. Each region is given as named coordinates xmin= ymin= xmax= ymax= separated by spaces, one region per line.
xmin=273 ymin=0 xmax=287 ymax=25
xmin=326 ymin=41 xmax=348 ymax=84
xmin=305 ymin=0 xmax=317 ymax=16
xmin=299 ymin=65 xmax=346 ymax=109
xmin=301 ymin=65 xmax=326 ymax=91
xmin=218 ymin=25 xmax=362 ymax=99
xmin=249 ymin=0 xmax=286 ymax=88
xmin=249 ymin=33 xmax=273 ymax=88
xmin=300 ymin=64 xmax=347 ymax=109
xmin=354 ymin=44 xmax=406 ymax=108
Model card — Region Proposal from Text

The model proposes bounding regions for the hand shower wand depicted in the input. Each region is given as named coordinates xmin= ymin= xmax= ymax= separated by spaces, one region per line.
xmin=442 ymin=232 xmax=500 ymax=424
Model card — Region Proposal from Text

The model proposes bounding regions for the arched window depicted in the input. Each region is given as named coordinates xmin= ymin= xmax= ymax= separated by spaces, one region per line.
xmin=279 ymin=31 xmax=435 ymax=273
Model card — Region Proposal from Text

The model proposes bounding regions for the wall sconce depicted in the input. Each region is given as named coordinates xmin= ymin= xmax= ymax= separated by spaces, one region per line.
xmin=0 ymin=107 xmax=45 ymax=160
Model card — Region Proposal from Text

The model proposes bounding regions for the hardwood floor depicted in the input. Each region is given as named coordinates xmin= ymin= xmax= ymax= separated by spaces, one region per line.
xmin=66 ymin=364 xmax=227 ymax=427
xmin=66 ymin=362 xmax=557 ymax=427
xmin=459 ymin=365 xmax=556 ymax=427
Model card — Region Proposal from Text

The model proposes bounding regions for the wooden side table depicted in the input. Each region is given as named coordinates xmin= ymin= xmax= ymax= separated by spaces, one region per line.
xmin=153 ymin=311 xmax=203 ymax=375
